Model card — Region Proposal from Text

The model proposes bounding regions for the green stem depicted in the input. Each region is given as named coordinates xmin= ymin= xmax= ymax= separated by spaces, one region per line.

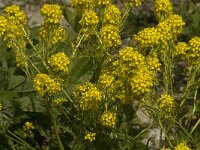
xmin=6 ymin=133 xmax=36 ymax=150
xmin=48 ymin=106 xmax=64 ymax=150
xmin=72 ymin=33 xmax=85 ymax=57
xmin=158 ymin=119 xmax=173 ymax=148
xmin=190 ymin=118 xmax=200 ymax=134
xmin=62 ymin=88 xmax=77 ymax=108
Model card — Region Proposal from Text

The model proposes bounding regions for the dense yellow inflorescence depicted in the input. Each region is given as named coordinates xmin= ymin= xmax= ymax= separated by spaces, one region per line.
xmin=103 ymin=4 xmax=121 ymax=26
xmin=100 ymin=25 xmax=121 ymax=48
xmin=79 ymin=10 xmax=99 ymax=32
xmin=40 ymin=4 xmax=62 ymax=24
xmin=74 ymin=82 xmax=102 ymax=110
xmin=39 ymin=4 xmax=65 ymax=44
xmin=157 ymin=14 xmax=185 ymax=43
xmin=146 ymin=53 xmax=161 ymax=74
xmin=174 ymin=42 xmax=189 ymax=57
xmin=113 ymin=47 xmax=145 ymax=75
xmin=155 ymin=0 xmax=173 ymax=21
xmin=101 ymin=111 xmax=116 ymax=128
xmin=84 ymin=132 xmax=96 ymax=142
xmin=174 ymin=141 xmax=191 ymax=150
xmin=48 ymin=52 xmax=70 ymax=75
xmin=2 ymin=5 xmax=27 ymax=48
xmin=33 ymin=74 xmax=62 ymax=96
xmin=134 ymin=27 xmax=160 ymax=48
xmin=0 ymin=16 xmax=7 ymax=37
xmin=131 ymin=66 xmax=154 ymax=95
xmin=99 ymin=72 xmax=114 ymax=88
xmin=15 ymin=49 xmax=28 ymax=67
xmin=4 ymin=5 xmax=26 ymax=26
xmin=124 ymin=0 xmax=142 ymax=7
xmin=70 ymin=0 xmax=94 ymax=11
xmin=188 ymin=37 xmax=200 ymax=58
xmin=158 ymin=94 xmax=174 ymax=112
xmin=97 ymin=0 xmax=111 ymax=6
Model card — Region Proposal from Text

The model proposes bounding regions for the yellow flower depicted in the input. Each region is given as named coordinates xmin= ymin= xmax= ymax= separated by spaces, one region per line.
xmin=131 ymin=66 xmax=154 ymax=95
xmin=103 ymin=4 xmax=121 ymax=26
xmin=0 ymin=16 xmax=7 ymax=37
xmin=134 ymin=27 xmax=160 ymax=48
xmin=155 ymin=0 xmax=173 ymax=21
xmin=70 ymin=0 xmax=95 ymax=11
xmin=101 ymin=111 xmax=116 ymax=128
xmin=174 ymin=42 xmax=189 ymax=58
xmin=174 ymin=141 xmax=191 ymax=150
xmin=97 ymin=0 xmax=111 ymax=6
xmin=0 ymin=103 xmax=2 ymax=111
xmin=53 ymin=97 xmax=66 ymax=106
xmin=158 ymin=94 xmax=174 ymax=112
xmin=146 ymin=52 xmax=161 ymax=74
xmin=84 ymin=132 xmax=96 ymax=142
xmin=41 ymin=4 xmax=62 ymax=24
xmin=4 ymin=5 xmax=26 ymax=26
xmin=188 ymin=37 xmax=200 ymax=58
xmin=33 ymin=74 xmax=62 ymax=96
xmin=113 ymin=47 xmax=145 ymax=75
xmin=74 ymin=82 xmax=102 ymax=110
xmin=79 ymin=10 xmax=99 ymax=32
xmin=23 ymin=122 xmax=35 ymax=130
xmin=100 ymin=25 xmax=121 ymax=48
xmin=124 ymin=0 xmax=142 ymax=7
xmin=48 ymin=52 xmax=70 ymax=75
xmin=157 ymin=14 xmax=185 ymax=44
xmin=15 ymin=49 xmax=28 ymax=67
xmin=99 ymin=72 xmax=114 ymax=88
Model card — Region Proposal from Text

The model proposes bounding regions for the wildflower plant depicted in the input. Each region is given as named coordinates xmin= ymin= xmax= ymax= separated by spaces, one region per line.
xmin=0 ymin=0 xmax=200 ymax=150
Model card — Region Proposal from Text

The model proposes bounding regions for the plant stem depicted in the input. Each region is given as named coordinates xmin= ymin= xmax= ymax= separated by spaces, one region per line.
xmin=48 ymin=106 xmax=64 ymax=150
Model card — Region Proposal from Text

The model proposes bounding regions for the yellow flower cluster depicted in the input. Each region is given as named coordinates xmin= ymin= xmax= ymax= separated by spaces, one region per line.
xmin=51 ymin=27 xmax=65 ymax=44
xmin=15 ymin=49 xmax=28 ymax=67
xmin=158 ymin=94 xmax=174 ymax=112
xmin=0 ymin=16 xmax=7 ymax=37
xmin=146 ymin=52 xmax=161 ymax=74
xmin=103 ymin=4 xmax=121 ymax=26
xmin=79 ymin=10 xmax=99 ymax=32
xmin=174 ymin=42 xmax=189 ymax=57
xmin=70 ymin=0 xmax=94 ymax=11
xmin=23 ymin=122 xmax=35 ymax=130
xmin=100 ymin=25 xmax=121 ymax=48
xmin=74 ymin=82 xmax=102 ymax=110
xmin=113 ymin=47 xmax=145 ymax=75
xmin=97 ymin=0 xmax=111 ymax=6
xmin=99 ymin=72 xmax=114 ymax=88
xmin=188 ymin=37 xmax=200 ymax=58
xmin=4 ymin=5 xmax=26 ymax=26
xmin=155 ymin=0 xmax=173 ymax=21
xmin=39 ymin=4 xmax=65 ymax=44
xmin=33 ymin=74 xmax=62 ymax=96
xmin=158 ymin=14 xmax=185 ymax=43
xmin=40 ymin=4 xmax=62 ymax=24
xmin=53 ymin=97 xmax=66 ymax=106
xmin=135 ymin=14 xmax=185 ymax=48
xmin=84 ymin=132 xmax=96 ymax=142
xmin=101 ymin=111 xmax=116 ymax=128
xmin=174 ymin=141 xmax=191 ymax=150
xmin=48 ymin=52 xmax=70 ymax=75
xmin=1 ymin=5 xmax=26 ymax=48
xmin=134 ymin=27 xmax=160 ymax=48
xmin=131 ymin=66 xmax=154 ymax=95
xmin=124 ymin=0 xmax=142 ymax=7
xmin=0 ymin=103 xmax=2 ymax=111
